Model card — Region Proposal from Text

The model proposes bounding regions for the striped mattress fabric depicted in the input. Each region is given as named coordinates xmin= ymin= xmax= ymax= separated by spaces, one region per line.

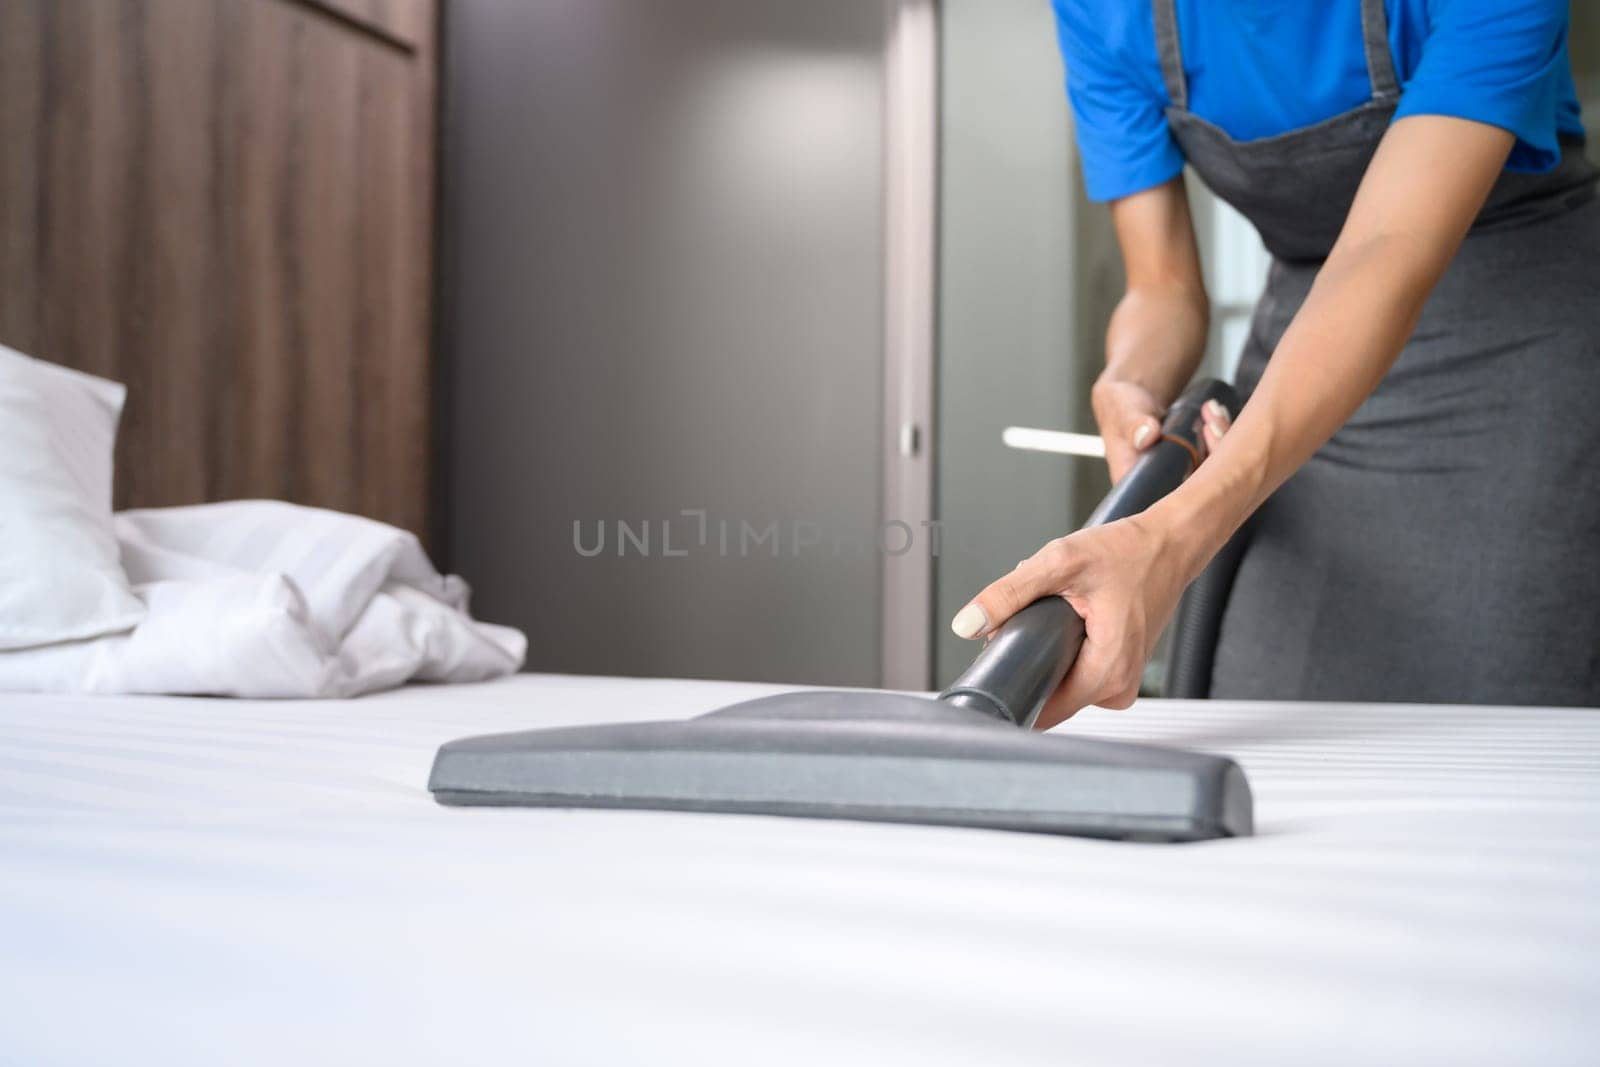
xmin=0 ymin=675 xmax=1596 ymax=1066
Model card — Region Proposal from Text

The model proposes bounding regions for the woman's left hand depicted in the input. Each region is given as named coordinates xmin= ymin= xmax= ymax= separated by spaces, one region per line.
xmin=948 ymin=513 xmax=1200 ymax=729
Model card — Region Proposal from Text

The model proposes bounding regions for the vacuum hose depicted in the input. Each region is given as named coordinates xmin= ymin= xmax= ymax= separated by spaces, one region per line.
xmin=939 ymin=377 xmax=1240 ymax=728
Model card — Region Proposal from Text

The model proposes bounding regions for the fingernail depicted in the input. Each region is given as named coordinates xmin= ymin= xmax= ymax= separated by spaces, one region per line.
xmin=1204 ymin=401 xmax=1229 ymax=438
xmin=1132 ymin=424 xmax=1152 ymax=449
xmin=951 ymin=603 xmax=990 ymax=639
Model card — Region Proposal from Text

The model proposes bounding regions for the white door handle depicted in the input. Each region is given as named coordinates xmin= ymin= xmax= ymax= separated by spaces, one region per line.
xmin=1001 ymin=426 xmax=1106 ymax=459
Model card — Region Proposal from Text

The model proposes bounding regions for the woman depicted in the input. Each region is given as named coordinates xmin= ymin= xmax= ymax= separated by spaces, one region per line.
xmin=950 ymin=0 xmax=1599 ymax=720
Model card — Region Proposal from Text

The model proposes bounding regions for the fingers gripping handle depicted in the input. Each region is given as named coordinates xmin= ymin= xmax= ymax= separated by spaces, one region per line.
xmin=940 ymin=598 xmax=1086 ymax=726
xmin=938 ymin=378 xmax=1241 ymax=728
xmin=1085 ymin=377 xmax=1238 ymax=528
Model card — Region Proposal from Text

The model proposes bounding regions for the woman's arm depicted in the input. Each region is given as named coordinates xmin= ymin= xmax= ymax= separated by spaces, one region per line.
xmin=1149 ymin=115 xmax=1514 ymax=575
xmin=952 ymin=115 xmax=1515 ymax=726
xmin=1093 ymin=175 xmax=1210 ymax=483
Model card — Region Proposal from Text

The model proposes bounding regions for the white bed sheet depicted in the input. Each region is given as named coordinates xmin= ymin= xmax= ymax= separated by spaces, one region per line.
xmin=1 ymin=675 xmax=1596 ymax=1066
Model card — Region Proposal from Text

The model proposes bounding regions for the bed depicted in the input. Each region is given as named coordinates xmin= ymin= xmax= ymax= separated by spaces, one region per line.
xmin=2 ymin=674 xmax=1596 ymax=1065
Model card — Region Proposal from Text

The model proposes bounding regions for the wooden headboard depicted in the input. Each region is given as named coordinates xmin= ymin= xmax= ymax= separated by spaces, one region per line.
xmin=0 ymin=0 xmax=439 ymax=542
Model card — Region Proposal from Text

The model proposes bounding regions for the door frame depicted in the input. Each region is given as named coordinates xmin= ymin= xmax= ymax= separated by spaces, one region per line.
xmin=879 ymin=0 xmax=939 ymax=690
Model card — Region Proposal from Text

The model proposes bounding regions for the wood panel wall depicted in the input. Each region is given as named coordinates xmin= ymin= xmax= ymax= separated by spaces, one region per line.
xmin=0 ymin=0 xmax=438 ymax=541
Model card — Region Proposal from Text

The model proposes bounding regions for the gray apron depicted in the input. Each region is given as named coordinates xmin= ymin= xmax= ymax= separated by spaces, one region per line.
xmin=1154 ymin=0 xmax=1600 ymax=705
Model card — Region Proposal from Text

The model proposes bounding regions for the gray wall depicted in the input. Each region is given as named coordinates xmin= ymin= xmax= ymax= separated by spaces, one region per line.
xmin=441 ymin=0 xmax=888 ymax=685
xmin=1575 ymin=2 xmax=1600 ymax=158
xmin=933 ymin=0 xmax=1108 ymax=687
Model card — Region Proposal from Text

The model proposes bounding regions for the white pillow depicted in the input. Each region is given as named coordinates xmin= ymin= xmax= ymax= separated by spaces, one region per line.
xmin=0 ymin=344 xmax=144 ymax=649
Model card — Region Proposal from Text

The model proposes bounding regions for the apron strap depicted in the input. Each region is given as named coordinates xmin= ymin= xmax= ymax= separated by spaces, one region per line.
xmin=1152 ymin=0 xmax=1187 ymax=111
xmin=1153 ymin=0 xmax=1398 ymax=110
xmin=1359 ymin=0 xmax=1401 ymax=100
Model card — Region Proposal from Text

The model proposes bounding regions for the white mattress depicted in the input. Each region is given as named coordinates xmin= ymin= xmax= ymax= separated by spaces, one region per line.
xmin=1 ymin=675 xmax=1596 ymax=1066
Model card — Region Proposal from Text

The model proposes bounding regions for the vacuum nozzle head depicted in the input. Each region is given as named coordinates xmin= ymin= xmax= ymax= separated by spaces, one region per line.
xmin=429 ymin=691 xmax=1253 ymax=842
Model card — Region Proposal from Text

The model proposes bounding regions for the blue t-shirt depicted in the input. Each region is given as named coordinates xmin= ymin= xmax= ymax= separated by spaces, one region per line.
xmin=1054 ymin=0 xmax=1585 ymax=202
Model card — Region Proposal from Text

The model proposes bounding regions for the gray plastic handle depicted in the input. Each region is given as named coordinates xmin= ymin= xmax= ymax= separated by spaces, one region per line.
xmin=939 ymin=378 xmax=1240 ymax=728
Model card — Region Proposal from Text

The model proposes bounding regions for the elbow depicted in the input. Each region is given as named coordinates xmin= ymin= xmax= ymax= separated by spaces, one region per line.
xmin=1321 ymin=230 xmax=1450 ymax=308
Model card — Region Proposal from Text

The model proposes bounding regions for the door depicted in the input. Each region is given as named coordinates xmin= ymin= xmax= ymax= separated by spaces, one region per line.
xmin=442 ymin=0 xmax=890 ymax=685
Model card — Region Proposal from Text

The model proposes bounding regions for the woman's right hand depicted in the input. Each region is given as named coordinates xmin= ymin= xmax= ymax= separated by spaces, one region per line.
xmin=1092 ymin=377 xmax=1233 ymax=484
xmin=1093 ymin=176 xmax=1214 ymax=483
xmin=1091 ymin=379 xmax=1167 ymax=484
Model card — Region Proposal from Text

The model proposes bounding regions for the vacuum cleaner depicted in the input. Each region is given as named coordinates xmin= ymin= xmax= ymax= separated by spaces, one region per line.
xmin=429 ymin=378 xmax=1253 ymax=842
